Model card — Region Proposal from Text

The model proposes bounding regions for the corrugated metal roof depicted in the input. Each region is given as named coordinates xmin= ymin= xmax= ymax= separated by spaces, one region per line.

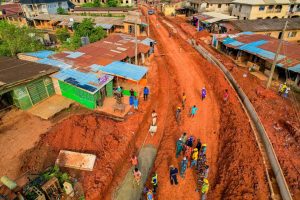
xmin=218 ymin=32 xmax=300 ymax=70
xmin=24 ymin=50 xmax=55 ymax=59
xmin=288 ymin=64 xmax=300 ymax=73
xmin=52 ymin=69 xmax=113 ymax=94
xmin=232 ymin=0 xmax=291 ymax=4
xmin=95 ymin=23 xmax=114 ymax=30
xmin=36 ymin=58 xmax=71 ymax=69
xmin=100 ymin=61 xmax=148 ymax=81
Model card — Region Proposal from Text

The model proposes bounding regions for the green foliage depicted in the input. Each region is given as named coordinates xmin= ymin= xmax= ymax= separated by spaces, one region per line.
xmin=82 ymin=0 xmax=101 ymax=7
xmin=107 ymin=0 xmax=118 ymax=7
xmin=56 ymin=28 xmax=70 ymax=43
xmin=57 ymin=7 xmax=67 ymax=15
xmin=63 ymin=18 xmax=106 ymax=50
xmin=94 ymin=0 xmax=100 ymax=7
xmin=0 ymin=21 xmax=43 ymax=57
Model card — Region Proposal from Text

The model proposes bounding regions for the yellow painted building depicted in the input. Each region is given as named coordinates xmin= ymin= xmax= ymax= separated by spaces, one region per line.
xmin=231 ymin=0 xmax=300 ymax=20
xmin=161 ymin=2 xmax=184 ymax=16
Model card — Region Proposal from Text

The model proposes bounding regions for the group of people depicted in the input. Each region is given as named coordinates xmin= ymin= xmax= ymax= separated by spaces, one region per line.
xmin=173 ymin=133 xmax=210 ymax=199
xmin=129 ymin=86 xmax=150 ymax=110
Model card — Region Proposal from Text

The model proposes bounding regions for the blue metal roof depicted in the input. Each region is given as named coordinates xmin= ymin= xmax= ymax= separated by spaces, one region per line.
xmin=52 ymin=69 xmax=113 ymax=94
xmin=24 ymin=50 xmax=55 ymax=59
xmin=89 ymin=64 xmax=103 ymax=72
xmin=36 ymin=58 xmax=71 ymax=69
xmin=95 ymin=23 xmax=113 ymax=29
xmin=288 ymin=64 xmax=300 ymax=73
xmin=66 ymin=51 xmax=85 ymax=59
xmin=101 ymin=61 xmax=148 ymax=81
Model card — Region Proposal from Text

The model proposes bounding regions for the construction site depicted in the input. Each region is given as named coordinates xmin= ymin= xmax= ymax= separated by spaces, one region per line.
xmin=0 ymin=3 xmax=300 ymax=200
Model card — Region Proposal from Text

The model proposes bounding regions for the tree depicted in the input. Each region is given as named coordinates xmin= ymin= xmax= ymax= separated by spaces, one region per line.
xmin=57 ymin=7 xmax=67 ymax=15
xmin=63 ymin=18 xmax=106 ymax=50
xmin=93 ymin=0 xmax=100 ymax=7
xmin=0 ymin=21 xmax=43 ymax=57
xmin=56 ymin=28 xmax=70 ymax=43
xmin=107 ymin=0 xmax=118 ymax=7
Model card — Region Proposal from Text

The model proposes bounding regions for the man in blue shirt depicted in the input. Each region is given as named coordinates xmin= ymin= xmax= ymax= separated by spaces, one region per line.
xmin=144 ymin=86 xmax=149 ymax=101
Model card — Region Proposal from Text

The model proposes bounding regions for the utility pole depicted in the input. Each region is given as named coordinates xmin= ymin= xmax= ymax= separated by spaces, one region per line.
xmin=135 ymin=22 xmax=138 ymax=65
xmin=266 ymin=20 xmax=288 ymax=88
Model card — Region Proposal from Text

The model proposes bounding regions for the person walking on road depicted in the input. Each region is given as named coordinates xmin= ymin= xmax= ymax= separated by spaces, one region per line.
xmin=182 ymin=92 xmax=187 ymax=110
xmin=147 ymin=189 xmax=154 ymax=200
xmin=152 ymin=110 xmax=157 ymax=125
xmin=133 ymin=167 xmax=142 ymax=186
xmin=180 ymin=132 xmax=187 ymax=144
xmin=190 ymin=105 xmax=198 ymax=117
xmin=186 ymin=135 xmax=194 ymax=147
xmin=176 ymin=138 xmax=183 ymax=158
xmin=133 ymin=97 xmax=139 ymax=110
xmin=151 ymin=172 xmax=158 ymax=194
xmin=144 ymin=86 xmax=150 ymax=101
xmin=223 ymin=89 xmax=229 ymax=102
xmin=180 ymin=157 xmax=188 ymax=178
xmin=201 ymin=87 xmax=207 ymax=101
xmin=176 ymin=107 xmax=182 ymax=123
xmin=201 ymin=144 xmax=207 ymax=154
xmin=201 ymin=179 xmax=209 ymax=200
xmin=169 ymin=165 xmax=179 ymax=185
xmin=130 ymin=155 xmax=138 ymax=167
xmin=184 ymin=145 xmax=192 ymax=160
xmin=196 ymin=139 xmax=202 ymax=152
xmin=191 ymin=148 xmax=199 ymax=168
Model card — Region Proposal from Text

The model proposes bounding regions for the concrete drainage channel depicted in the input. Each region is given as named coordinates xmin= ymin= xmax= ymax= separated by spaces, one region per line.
xmin=113 ymin=144 xmax=157 ymax=200
xmin=190 ymin=40 xmax=292 ymax=200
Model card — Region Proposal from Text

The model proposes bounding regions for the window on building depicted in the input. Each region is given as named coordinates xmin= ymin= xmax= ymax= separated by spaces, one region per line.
xmin=218 ymin=4 xmax=221 ymax=8
xmin=84 ymin=0 xmax=87 ymax=2
xmin=126 ymin=0 xmax=128 ymax=3
xmin=243 ymin=17 xmax=246 ymax=20
xmin=268 ymin=5 xmax=274 ymax=9
xmin=257 ymin=17 xmax=263 ymax=19
xmin=239 ymin=5 xmax=242 ymax=12
xmin=259 ymin=6 xmax=265 ymax=11
xmin=206 ymin=3 xmax=209 ymax=8
xmin=288 ymin=31 xmax=297 ymax=37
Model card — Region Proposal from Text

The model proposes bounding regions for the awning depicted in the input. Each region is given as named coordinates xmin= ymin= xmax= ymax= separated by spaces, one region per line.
xmin=101 ymin=61 xmax=148 ymax=82
xmin=288 ymin=64 xmax=300 ymax=73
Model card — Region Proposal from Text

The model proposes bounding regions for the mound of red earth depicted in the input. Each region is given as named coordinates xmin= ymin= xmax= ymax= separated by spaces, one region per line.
xmin=21 ymin=114 xmax=139 ymax=200
xmin=173 ymin=18 xmax=300 ymax=198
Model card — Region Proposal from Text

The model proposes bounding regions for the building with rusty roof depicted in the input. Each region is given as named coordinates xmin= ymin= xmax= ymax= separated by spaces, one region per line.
xmin=213 ymin=32 xmax=300 ymax=86
xmin=221 ymin=18 xmax=300 ymax=42
xmin=51 ymin=33 xmax=153 ymax=68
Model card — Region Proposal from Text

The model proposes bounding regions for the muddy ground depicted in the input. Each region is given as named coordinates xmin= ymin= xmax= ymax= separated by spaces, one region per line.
xmin=14 ymin=10 xmax=295 ymax=200
xmin=170 ymin=16 xmax=300 ymax=198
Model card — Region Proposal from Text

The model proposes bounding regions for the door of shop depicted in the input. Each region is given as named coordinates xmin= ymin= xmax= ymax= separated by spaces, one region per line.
xmin=27 ymin=80 xmax=48 ymax=105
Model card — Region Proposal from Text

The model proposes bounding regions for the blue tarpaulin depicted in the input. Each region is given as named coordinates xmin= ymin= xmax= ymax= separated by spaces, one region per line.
xmin=36 ymin=58 xmax=71 ymax=69
xmin=52 ymin=69 xmax=113 ymax=94
xmin=101 ymin=61 xmax=148 ymax=81
xmin=24 ymin=50 xmax=55 ymax=59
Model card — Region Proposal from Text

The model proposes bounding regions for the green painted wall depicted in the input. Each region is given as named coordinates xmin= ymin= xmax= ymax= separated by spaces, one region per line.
xmin=106 ymin=80 xmax=113 ymax=97
xmin=58 ymin=80 xmax=99 ymax=109
xmin=12 ymin=77 xmax=55 ymax=110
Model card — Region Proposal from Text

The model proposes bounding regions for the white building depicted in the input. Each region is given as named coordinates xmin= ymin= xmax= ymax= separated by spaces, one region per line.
xmin=20 ymin=0 xmax=69 ymax=18
xmin=189 ymin=0 xmax=233 ymax=14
